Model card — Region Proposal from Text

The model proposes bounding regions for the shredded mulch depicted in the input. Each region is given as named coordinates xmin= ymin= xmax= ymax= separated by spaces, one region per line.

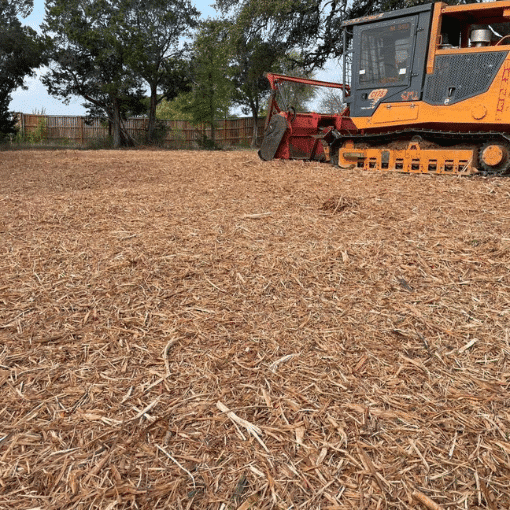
xmin=1 ymin=149 xmax=509 ymax=510
xmin=320 ymin=196 xmax=358 ymax=214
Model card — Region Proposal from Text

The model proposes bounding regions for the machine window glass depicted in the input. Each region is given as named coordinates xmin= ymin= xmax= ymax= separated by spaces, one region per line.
xmin=359 ymin=21 xmax=413 ymax=86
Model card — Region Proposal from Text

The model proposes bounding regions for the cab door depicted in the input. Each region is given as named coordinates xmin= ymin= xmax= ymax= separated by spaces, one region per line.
xmin=349 ymin=13 xmax=430 ymax=117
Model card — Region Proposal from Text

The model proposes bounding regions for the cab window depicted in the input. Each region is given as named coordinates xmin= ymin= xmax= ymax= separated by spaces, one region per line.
xmin=359 ymin=21 xmax=413 ymax=87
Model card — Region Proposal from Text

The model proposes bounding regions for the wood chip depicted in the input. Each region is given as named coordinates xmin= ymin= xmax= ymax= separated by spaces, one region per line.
xmin=217 ymin=401 xmax=269 ymax=452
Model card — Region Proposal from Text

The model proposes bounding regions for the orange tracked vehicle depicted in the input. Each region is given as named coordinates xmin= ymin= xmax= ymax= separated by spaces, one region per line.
xmin=259 ymin=0 xmax=510 ymax=175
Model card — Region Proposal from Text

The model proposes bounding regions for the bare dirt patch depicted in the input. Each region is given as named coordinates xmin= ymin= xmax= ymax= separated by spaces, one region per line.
xmin=1 ymin=149 xmax=509 ymax=509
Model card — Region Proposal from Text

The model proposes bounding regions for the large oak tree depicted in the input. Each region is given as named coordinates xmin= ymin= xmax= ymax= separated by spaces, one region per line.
xmin=119 ymin=0 xmax=199 ymax=142
xmin=43 ymin=0 xmax=144 ymax=147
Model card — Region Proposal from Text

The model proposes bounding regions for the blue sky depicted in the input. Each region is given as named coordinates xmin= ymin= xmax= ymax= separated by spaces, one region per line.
xmin=10 ymin=0 xmax=219 ymax=115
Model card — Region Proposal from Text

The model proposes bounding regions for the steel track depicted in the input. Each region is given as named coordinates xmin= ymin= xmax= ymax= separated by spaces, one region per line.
xmin=330 ymin=128 xmax=510 ymax=175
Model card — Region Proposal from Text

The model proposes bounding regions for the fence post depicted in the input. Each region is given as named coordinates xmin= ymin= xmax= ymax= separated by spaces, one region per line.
xmin=80 ymin=117 xmax=84 ymax=145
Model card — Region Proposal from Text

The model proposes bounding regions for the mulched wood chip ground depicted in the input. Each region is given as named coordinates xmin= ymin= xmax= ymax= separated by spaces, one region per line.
xmin=1 ymin=149 xmax=509 ymax=510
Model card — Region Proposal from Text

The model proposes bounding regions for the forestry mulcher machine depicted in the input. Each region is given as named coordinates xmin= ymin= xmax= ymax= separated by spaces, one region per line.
xmin=259 ymin=0 xmax=510 ymax=175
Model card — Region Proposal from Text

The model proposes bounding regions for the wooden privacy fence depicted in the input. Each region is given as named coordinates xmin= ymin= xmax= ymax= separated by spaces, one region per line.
xmin=15 ymin=113 xmax=267 ymax=148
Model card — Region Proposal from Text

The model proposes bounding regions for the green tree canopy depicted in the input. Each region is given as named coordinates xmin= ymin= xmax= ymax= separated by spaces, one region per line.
xmin=157 ymin=91 xmax=194 ymax=121
xmin=0 ymin=0 xmax=46 ymax=140
xmin=215 ymin=0 xmax=347 ymax=69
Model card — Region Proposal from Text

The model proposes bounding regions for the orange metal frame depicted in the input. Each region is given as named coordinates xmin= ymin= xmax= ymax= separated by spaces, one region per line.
xmin=427 ymin=0 xmax=510 ymax=73
xmin=337 ymin=141 xmax=476 ymax=175
xmin=426 ymin=2 xmax=445 ymax=74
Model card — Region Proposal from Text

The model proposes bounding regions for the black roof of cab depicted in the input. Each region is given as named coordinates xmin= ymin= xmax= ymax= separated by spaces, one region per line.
xmin=341 ymin=2 xmax=434 ymax=27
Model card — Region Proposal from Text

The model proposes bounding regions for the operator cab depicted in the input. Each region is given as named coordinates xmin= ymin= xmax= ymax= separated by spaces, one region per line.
xmin=342 ymin=3 xmax=434 ymax=117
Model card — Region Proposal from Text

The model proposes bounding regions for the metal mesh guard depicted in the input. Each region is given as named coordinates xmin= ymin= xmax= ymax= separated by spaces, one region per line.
xmin=424 ymin=51 xmax=506 ymax=105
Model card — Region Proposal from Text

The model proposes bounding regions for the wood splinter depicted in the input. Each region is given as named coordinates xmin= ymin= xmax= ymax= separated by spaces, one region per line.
xmin=412 ymin=490 xmax=443 ymax=510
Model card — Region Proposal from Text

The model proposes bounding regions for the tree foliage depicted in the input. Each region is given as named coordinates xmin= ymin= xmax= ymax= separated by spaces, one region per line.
xmin=0 ymin=0 xmax=46 ymax=140
xmin=43 ymin=0 xmax=198 ymax=146
xmin=215 ymin=0 xmax=347 ymax=69
xmin=228 ymin=34 xmax=277 ymax=146
xmin=157 ymin=92 xmax=194 ymax=121
xmin=7 ymin=0 xmax=34 ymax=17
xmin=181 ymin=20 xmax=234 ymax=144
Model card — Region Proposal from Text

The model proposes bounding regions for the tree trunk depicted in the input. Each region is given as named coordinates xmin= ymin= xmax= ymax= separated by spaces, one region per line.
xmin=112 ymin=97 xmax=121 ymax=148
xmin=250 ymin=97 xmax=260 ymax=148
xmin=147 ymin=83 xmax=158 ymax=143
xmin=251 ymin=111 xmax=259 ymax=148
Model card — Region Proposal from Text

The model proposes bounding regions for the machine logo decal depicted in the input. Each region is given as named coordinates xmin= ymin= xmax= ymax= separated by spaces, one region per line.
xmin=401 ymin=91 xmax=419 ymax=101
xmin=368 ymin=89 xmax=388 ymax=108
